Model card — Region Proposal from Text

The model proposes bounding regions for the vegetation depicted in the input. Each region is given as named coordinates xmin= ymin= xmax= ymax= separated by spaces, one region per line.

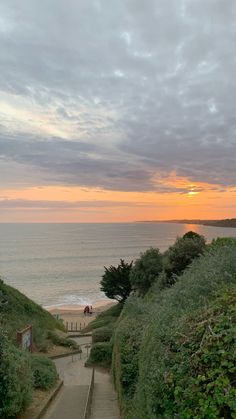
xmin=109 ymin=236 xmax=236 ymax=418
xmin=2 ymin=232 xmax=236 ymax=418
xmin=130 ymin=248 xmax=163 ymax=295
xmin=92 ymin=326 xmax=113 ymax=343
xmin=85 ymin=303 xmax=123 ymax=367
xmin=88 ymin=342 xmax=113 ymax=368
xmin=0 ymin=279 xmax=68 ymax=417
xmin=47 ymin=330 xmax=80 ymax=350
xmin=0 ymin=330 xmax=32 ymax=418
xmin=163 ymin=231 xmax=206 ymax=279
xmin=0 ymin=279 xmax=64 ymax=350
xmin=30 ymin=354 xmax=58 ymax=390
xmin=100 ymin=259 xmax=133 ymax=302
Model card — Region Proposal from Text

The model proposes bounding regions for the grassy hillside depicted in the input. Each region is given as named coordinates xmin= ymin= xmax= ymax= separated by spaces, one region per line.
xmin=0 ymin=280 xmax=67 ymax=418
xmin=112 ymin=242 xmax=236 ymax=418
xmin=0 ymin=278 xmax=64 ymax=350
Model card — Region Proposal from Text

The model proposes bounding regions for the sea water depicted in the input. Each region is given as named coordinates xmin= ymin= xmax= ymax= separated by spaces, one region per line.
xmin=0 ymin=222 xmax=236 ymax=308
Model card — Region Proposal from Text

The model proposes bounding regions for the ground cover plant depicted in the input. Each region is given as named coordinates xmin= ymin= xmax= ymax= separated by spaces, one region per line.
xmin=111 ymin=239 xmax=236 ymax=418
xmin=0 ymin=330 xmax=32 ymax=418
xmin=30 ymin=354 xmax=58 ymax=390
xmin=85 ymin=303 xmax=123 ymax=367
xmin=0 ymin=279 xmax=64 ymax=350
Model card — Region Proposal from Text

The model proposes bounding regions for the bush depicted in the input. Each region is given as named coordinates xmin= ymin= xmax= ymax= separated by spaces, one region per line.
xmin=210 ymin=236 xmax=236 ymax=248
xmin=47 ymin=331 xmax=80 ymax=350
xmin=112 ymin=297 xmax=148 ymax=411
xmin=131 ymin=245 xmax=236 ymax=418
xmin=88 ymin=342 xmax=112 ymax=368
xmin=30 ymin=354 xmax=58 ymax=390
xmin=92 ymin=326 xmax=113 ymax=343
xmin=0 ymin=331 xmax=32 ymax=418
xmin=83 ymin=303 xmax=123 ymax=333
xmin=130 ymin=248 xmax=163 ymax=295
xmin=164 ymin=232 xmax=206 ymax=278
xmin=159 ymin=290 xmax=236 ymax=418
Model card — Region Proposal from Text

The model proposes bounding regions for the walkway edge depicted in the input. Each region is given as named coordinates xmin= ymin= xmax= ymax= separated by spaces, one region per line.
xmin=49 ymin=349 xmax=82 ymax=360
xmin=35 ymin=380 xmax=63 ymax=419
xmin=83 ymin=368 xmax=95 ymax=419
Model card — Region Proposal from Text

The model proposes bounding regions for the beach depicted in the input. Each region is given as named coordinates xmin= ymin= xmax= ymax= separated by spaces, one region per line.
xmin=47 ymin=300 xmax=116 ymax=331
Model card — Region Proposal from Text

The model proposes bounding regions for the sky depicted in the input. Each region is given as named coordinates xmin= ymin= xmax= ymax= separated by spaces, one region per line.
xmin=0 ymin=0 xmax=236 ymax=222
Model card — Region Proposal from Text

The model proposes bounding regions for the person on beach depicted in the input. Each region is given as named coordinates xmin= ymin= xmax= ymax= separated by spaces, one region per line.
xmin=84 ymin=305 xmax=89 ymax=315
xmin=90 ymin=305 xmax=93 ymax=315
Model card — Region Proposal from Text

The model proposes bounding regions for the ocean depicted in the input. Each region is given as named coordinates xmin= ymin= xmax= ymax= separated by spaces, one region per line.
xmin=1 ymin=222 xmax=236 ymax=308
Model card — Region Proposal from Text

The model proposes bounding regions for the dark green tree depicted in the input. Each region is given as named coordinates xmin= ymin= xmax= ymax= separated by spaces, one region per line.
xmin=164 ymin=231 xmax=206 ymax=278
xmin=130 ymin=248 xmax=163 ymax=295
xmin=100 ymin=259 xmax=133 ymax=302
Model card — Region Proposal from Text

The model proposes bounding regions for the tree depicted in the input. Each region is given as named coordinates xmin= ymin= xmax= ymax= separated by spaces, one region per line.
xmin=100 ymin=259 xmax=133 ymax=302
xmin=130 ymin=248 xmax=163 ymax=295
xmin=164 ymin=232 xmax=206 ymax=278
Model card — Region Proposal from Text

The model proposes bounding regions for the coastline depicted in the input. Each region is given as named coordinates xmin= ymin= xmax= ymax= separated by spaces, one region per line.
xmin=46 ymin=300 xmax=116 ymax=329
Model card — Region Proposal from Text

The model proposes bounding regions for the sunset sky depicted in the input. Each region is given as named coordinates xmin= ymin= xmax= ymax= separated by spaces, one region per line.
xmin=0 ymin=0 xmax=236 ymax=222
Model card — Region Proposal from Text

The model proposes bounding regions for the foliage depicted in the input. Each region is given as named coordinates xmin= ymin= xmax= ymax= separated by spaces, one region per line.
xmin=112 ymin=297 xmax=148 ymax=411
xmin=111 ymin=243 xmax=236 ymax=418
xmin=47 ymin=331 xmax=80 ymax=350
xmin=158 ymin=290 xmax=236 ymax=418
xmin=84 ymin=304 xmax=123 ymax=368
xmin=131 ymin=245 xmax=236 ymax=419
xmin=130 ymin=248 xmax=163 ymax=295
xmin=92 ymin=326 xmax=113 ymax=343
xmin=88 ymin=342 xmax=112 ymax=368
xmin=100 ymin=259 xmax=133 ymax=302
xmin=164 ymin=232 xmax=206 ymax=278
xmin=210 ymin=236 xmax=236 ymax=248
xmin=30 ymin=354 xmax=58 ymax=390
xmin=83 ymin=303 xmax=123 ymax=333
xmin=0 ymin=279 xmax=64 ymax=350
xmin=0 ymin=330 xmax=32 ymax=418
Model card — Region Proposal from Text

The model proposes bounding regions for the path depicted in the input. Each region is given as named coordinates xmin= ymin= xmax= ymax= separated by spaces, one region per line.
xmin=90 ymin=370 xmax=120 ymax=419
xmin=43 ymin=336 xmax=92 ymax=419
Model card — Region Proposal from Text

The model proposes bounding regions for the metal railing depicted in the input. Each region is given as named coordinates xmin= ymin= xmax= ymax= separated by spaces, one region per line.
xmin=84 ymin=368 xmax=95 ymax=419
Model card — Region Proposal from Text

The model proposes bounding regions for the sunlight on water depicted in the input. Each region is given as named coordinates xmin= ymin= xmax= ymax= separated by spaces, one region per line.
xmin=0 ymin=222 xmax=236 ymax=307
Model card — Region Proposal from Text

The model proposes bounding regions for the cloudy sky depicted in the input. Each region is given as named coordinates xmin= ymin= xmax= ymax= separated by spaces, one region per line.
xmin=0 ymin=0 xmax=236 ymax=222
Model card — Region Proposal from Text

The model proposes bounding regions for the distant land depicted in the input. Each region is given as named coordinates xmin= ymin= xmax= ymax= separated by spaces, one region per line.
xmin=137 ymin=218 xmax=236 ymax=228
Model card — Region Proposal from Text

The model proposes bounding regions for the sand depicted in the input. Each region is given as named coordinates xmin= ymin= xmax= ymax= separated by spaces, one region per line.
xmin=47 ymin=300 xmax=116 ymax=331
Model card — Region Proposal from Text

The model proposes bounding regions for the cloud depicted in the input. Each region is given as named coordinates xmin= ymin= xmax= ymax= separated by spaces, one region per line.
xmin=0 ymin=0 xmax=236 ymax=193
xmin=0 ymin=199 xmax=154 ymax=209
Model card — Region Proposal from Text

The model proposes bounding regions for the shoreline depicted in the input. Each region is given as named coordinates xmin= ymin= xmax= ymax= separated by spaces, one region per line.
xmin=46 ymin=300 xmax=116 ymax=329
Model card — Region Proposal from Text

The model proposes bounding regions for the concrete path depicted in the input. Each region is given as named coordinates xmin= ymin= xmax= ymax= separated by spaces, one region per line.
xmin=90 ymin=370 xmax=120 ymax=419
xmin=43 ymin=336 xmax=92 ymax=419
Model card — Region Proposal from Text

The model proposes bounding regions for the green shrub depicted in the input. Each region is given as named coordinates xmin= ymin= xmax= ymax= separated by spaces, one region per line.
xmin=210 ymin=236 xmax=236 ymax=248
xmin=131 ymin=245 xmax=236 ymax=418
xmin=92 ymin=326 xmax=113 ymax=343
xmin=0 ymin=330 xmax=32 ymax=418
xmin=158 ymin=290 xmax=236 ymax=418
xmin=0 ymin=279 xmax=64 ymax=351
xmin=164 ymin=232 xmax=206 ymax=278
xmin=130 ymin=248 xmax=163 ymax=295
xmin=88 ymin=342 xmax=112 ymax=367
xmin=30 ymin=354 xmax=58 ymax=390
xmin=47 ymin=331 xmax=80 ymax=350
xmin=83 ymin=316 xmax=117 ymax=333
xmin=112 ymin=297 xmax=148 ymax=411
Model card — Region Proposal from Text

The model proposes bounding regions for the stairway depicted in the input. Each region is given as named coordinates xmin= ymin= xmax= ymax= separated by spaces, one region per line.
xmin=90 ymin=370 xmax=120 ymax=419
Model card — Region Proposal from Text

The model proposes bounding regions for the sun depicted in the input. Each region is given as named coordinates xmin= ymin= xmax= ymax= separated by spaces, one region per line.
xmin=187 ymin=191 xmax=199 ymax=197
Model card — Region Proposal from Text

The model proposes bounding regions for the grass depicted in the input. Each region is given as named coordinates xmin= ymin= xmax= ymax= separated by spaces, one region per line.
xmin=0 ymin=278 xmax=64 ymax=350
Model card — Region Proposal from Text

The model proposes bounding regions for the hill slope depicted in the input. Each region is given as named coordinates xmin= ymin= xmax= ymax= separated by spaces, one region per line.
xmin=0 ymin=278 xmax=63 ymax=349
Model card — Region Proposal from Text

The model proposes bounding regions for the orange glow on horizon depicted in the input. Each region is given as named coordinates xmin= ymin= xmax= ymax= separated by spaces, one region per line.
xmin=0 ymin=179 xmax=235 ymax=223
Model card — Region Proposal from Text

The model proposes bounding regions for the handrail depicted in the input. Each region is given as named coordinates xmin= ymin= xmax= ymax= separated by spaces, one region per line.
xmin=84 ymin=368 xmax=95 ymax=419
